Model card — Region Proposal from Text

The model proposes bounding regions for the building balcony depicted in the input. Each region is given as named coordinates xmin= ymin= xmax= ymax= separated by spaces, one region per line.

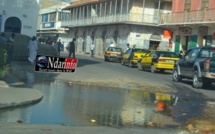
xmin=160 ymin=9 xmax=215 ymax=25
xmin=61 ymin=13 xmax=160 ymax=28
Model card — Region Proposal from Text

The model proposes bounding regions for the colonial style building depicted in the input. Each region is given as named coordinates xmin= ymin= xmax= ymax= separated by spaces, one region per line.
xmin=61 ymin=0 xmax=172 ymax=56
xmin=37 ymin=0 xmax=71 ymax=44
xmin=0 ymin=0 xmax=40 ymax=37
xmin=160 ymin=0 xmax=215 ymax=53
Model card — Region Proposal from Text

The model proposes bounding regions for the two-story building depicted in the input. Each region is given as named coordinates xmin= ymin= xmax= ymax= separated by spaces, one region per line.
xmin=37 ymin=1 xmax=71 ymax=45
xmin=0 ymin=0 xmax=40 ymax=37
xmin=61 ymin=0 xmax=172 ymax=56
xmin=160 ymin=0 xmax=215 ymax=54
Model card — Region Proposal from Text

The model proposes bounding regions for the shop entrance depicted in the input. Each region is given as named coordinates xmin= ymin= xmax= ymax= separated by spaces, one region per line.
xmin=149 ymin=34 xmax=161 ymax=50
xmin=149 ymin=41 xmax=160 ymax=50
xmin=181 ymin=36 xmax=189 ymax=51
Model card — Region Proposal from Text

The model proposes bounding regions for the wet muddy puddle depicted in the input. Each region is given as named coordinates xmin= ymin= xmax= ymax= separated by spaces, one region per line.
xmin=0 ymin=78 xmax=209 ymax=129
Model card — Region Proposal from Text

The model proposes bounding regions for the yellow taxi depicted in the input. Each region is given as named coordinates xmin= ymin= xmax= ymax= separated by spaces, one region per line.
xmin=121 ymin=48 xmax=148 ymax=67
xmin=137 ymin=50 xmax=179 ymax=73
xmin=104 ymin=47 xmax=123 ymax=62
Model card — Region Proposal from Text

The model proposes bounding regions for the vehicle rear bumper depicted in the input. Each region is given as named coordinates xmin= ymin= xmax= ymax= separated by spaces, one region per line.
xmin=130 ymin=59 xmax=138 ymax=66
xmin=105 ymin=55 xmax=122 ymax=61
xmin=154 ymin=64 xmax=174 ymax=70
xmin=204 ymin=72 xmax=215 ymax=81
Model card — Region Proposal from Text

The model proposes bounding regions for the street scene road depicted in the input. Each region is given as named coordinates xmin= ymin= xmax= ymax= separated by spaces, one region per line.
xmin=0 ymin=52 xmax=215 ymax=134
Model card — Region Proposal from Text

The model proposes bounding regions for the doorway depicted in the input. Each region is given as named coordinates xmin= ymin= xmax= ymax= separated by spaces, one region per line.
xmin=4 ymin=17 xmax=21 ymax=33
xmin=149 ymin=41 xmax=160 ymax=50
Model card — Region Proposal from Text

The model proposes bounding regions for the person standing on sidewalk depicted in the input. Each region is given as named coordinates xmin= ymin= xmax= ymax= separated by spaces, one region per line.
xmin=28 ymin=36 xmax=38 ymax=65
xmin=68 ymin=38 xmax=76 ymax=58
xmin=7 ymin=33 xmax=15 ymax=65
xmin=91 ymin=43 xmax=95 ymax=57
xmin=57 ymin=39 xmax=62 ymax=56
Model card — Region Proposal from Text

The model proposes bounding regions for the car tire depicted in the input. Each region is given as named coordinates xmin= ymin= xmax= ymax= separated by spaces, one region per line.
xmin=160 ymin=69 xmax=165 ymax=73
xmin=121 ymin=60 xmax=125 ymax=65
xmin=129 ymin=61 xmax=133 ymax=68
xmin=172 ymin=67 xmax=182 ymax=82
xmin=150 ymin=65 xmax=155 ymax=73
xmin=137 ymin=62 xmax=143 ymax=71
xmin=193 ymin=71 xmax=203 ymax=89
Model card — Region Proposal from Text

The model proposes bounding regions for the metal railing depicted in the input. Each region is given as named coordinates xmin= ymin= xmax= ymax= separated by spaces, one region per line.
xmin=61 ymin=13 xmax=159 ymax=27
xmin=160 ymin=9 xmax=215 ymax=24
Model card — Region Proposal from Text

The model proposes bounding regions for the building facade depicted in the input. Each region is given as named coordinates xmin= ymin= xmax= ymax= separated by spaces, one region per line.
xmin=0 ymin=0 xmax=40 ymax=37
xmin=160 ymin=0 xmax=215 ymax=54
xmin=37 ymin=0 xmax=71 ymax=44
xmin=61 ymin=0 xmax=172 ymax=56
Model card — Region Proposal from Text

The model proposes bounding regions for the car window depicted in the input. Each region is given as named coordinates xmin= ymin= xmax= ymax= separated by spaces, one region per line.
xmin=184 ymin=49 xmax=193 ymax=58
xmin=199 ymin=48 xmax=215 ymax=58
xmin=133 ymin=49 xmax=148 ymax=53
xmin=199 ymin=49 xmax=209 ymax=58
xmin=107 ymin=47 xmax=122 ymax=52
xmin=157 ymin=51 xmax=178 ymax=58
xmin=190 ymin=49 xmax=198 ymax=59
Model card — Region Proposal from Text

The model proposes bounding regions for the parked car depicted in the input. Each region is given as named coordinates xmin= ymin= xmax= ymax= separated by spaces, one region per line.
xmin=104 ymin=47 xmax=123 ymax=62
xmin=172 ymin=46 xmax=215 ymax=88
xmin=121 ymin=48 xmax=148 ymax=67
xmin=137 ymin=50 xmax=179 ymax=73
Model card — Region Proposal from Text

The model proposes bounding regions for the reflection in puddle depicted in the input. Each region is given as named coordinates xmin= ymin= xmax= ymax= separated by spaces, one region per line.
xmin=26 ymin=71 xmax=34 ymax=88
xmin=0 ymin=80 xmax=181 ymax=128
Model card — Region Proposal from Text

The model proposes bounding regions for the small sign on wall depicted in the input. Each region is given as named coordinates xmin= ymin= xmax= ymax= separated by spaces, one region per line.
xmin=179 ymin=27 xmax=192 ymax=35
xmin=198 ymin=26 xmax=208 ymax=36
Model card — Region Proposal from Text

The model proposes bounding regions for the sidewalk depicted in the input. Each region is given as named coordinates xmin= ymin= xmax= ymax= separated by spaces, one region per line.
xmin=0 ymin=63 xmax=43 ymax=109
xmin=61 ymin=51 xmax=104 ymax=59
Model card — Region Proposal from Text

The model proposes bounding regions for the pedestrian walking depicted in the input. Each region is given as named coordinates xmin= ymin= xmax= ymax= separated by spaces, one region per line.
xmin=110 ymin=42 xmax=115 ymax=47
xmin=7 ymin=33 xmax=15 ymax=65
xmin=126 ymin=43 xmax=130 ymax=51
xmin=68 ymin=38 xmax=76 ymax=58
xmin=57 ymin=39 xmax=62 ymax=56
xmin=28 ymin=36 xmax=38 ymax=65
xmin=91 ymin=43 xmax=95 ymax=57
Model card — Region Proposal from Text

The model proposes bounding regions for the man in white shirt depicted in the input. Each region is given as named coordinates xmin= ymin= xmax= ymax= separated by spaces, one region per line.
xmin=110 ymin=42 xmax=115 ymax=47
xmin=91 ymin=43 xmax=95 ymax=57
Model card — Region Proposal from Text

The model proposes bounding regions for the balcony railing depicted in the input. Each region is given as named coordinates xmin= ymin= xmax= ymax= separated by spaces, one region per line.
xmin=61 ymin=13 xmax=159 ymax=27
xmin=160 ymin=9 xmax=215 ymax=25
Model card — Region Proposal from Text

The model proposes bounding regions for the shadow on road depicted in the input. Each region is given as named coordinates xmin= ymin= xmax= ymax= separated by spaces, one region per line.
xmin=77 ymin=58 xmax=101 ymax=68
xmin=179 ymin=79 xmax=215 ymax=90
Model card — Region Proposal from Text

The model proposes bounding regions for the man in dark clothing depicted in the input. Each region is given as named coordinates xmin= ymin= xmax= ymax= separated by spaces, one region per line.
xmin=68 ymin=38 xmax=76 ymax=58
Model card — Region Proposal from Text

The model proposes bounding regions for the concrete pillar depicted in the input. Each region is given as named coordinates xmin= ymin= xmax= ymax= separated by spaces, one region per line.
xmin=110 ymin=1 xmax=112 ymax=15
xmin=115 ymin=0 xmax=117 ymax=15
xmin=127 ymin=0 xmax=130 ymax=13
xmin=105 ymin=2 xmax=107 ymax=15
xmin=120 ymin=0 xmax=123 ymax=14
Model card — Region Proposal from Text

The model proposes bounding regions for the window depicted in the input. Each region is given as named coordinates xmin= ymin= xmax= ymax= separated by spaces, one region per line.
xmin=49 ymin=12 xmax=56 ymax=22
xmin=200 ymin=49 xmax=209 ymax=58
xmin=42 ymin=14 xmax=48 ymax=22
xmin=184 ymin=0 xmax=191 ymax=11
xmin=201 ymin=0 xmax=209 ymax=10
xmin=157 ymin=52 xmax=178 ymax=58
xmin=133 ymin=49 xmax=148 ymax=53
xmin=108 ymin=47 xmax=122 ymax=52
xmin=190 ymin=49 xmax=198 ymax=59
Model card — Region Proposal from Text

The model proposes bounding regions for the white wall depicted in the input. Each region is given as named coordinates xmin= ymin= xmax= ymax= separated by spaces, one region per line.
xmin=0 ymin=0 xmax=39 ymax=37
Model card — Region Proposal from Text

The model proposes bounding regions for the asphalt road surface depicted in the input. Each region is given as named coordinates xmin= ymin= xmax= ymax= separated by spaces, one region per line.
xmin=73 ymin=54 xmax=215 ymax=100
